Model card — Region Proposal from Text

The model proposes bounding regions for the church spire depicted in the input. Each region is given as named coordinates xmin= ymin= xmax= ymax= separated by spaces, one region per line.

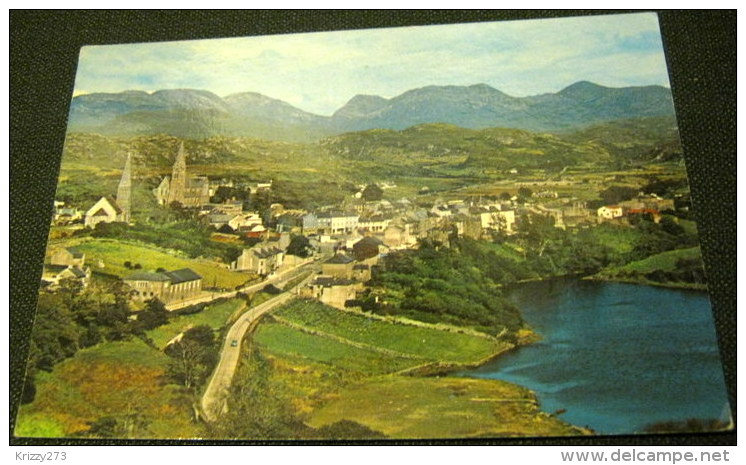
xmin=116 ymin=152 xmax=132 ymax=222
xmin=167 ymin=142 xmax=187 ymax=206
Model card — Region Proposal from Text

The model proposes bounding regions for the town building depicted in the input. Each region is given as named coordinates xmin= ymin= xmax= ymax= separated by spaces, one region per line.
xmin=154 ymin=143 xmax=210 ymax=207
xmin=123 ymin=268 xmax=202 ymax=305
xmin=211 ymin=200 xmax=244 ymax=216
xmin=352 ymin=264 xmax=372 ymax=281
xmin=322 ymin=253 xmax=356 ymax=279
xmin=84 ymin=153 xmax=132 ymax=228
xmin=597 ymin=205 xmax=624 ymax=220
xmin=84 ymin=196 xmax=127 ymax=228
xmin=304 ymin=277 xmax=363 ymax=309
xmin=50 ymin=247 xmax=86 ymax=267
xmin=52 ymin=201 xmax=83 ymax=225
xmin=41 ymin=264 xmax=92 ymax=289
xmin=231 ymin=245 xmax=284 ymax=275
xmin=475 ymin=207 xmax=516 ymax=233
xmin=302 ymin=211 xmax=360 ymax=235
xmin=352 ymin=236 xmax=387 ymax=263
xmin=358 ymin=215 xmax=392 ymax=233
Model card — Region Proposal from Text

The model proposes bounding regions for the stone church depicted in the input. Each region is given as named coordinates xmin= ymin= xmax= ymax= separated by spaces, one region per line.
xmin=84 ymin=153 xmax=132 ymax=228
xmin=154 ymin=142 xmax=210 ymax=207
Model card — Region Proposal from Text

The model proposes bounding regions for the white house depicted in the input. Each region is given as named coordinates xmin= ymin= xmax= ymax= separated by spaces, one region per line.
xmin=597 ymin=205 xmax=624 ymax=219
xmin=231 ymin=245 xmax=284 ymax=275
xmin=84 ymin=196 xmax=126 ymax=228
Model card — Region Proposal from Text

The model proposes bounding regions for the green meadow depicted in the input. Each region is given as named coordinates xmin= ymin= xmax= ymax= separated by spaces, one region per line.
xmin=59 ymin=238 xmax=252 ymax=289
xmin=221 ymin=299 xmax=583 ymax=439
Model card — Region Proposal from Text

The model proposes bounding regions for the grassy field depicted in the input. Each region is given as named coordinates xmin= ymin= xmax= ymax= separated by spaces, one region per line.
xmin=586 ymin=223 xmax=645 ymax=255
xmin=54 ymin=238 xmax=252 ymax=289
xmin=255 ymin=322 xmax=421 ymax=375
xmin=599 ymin=247 xmax=702 ymax=276
xmin=147 ymin=298 xmax=246 ymax=348
xmin=15 ymin=339 xmax=204 ymax=439
xmin=592 ymin=246 xmax=707 ymax=289
xmin=233 ymin=299 xmax=585 ymax=439
xmin=307 ymin=376 xmax=584 ymax=439
xmin=602 ymin=246 xmax=703 ymax=274
xmin=273 ymin=299 xmax=503 ymax=364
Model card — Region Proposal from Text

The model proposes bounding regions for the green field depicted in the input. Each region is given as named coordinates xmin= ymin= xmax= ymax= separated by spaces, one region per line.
xmin=147 ymin=298 xmax=246 ymax=348
xmin=219 ymin=299 xmax=586 ymax=439
xmin=15 ymin=339 xmax=203 ymax=439
xmin=604 ymin=246 xmax=703 ymax=273
xmin=593 ymin=246 xmax=707 ymax=289
xmin=307 ymin=376 xmax=585 ymax=439
xmin=273 ymin=299 xmax=504 ymax=364
xmin=255 ymin=322 xmax=421 ymax=375
xmin=585 ymin=223 xmax=646 ymax=255
xmin=57 ymin=238 xmax=252 ymax=289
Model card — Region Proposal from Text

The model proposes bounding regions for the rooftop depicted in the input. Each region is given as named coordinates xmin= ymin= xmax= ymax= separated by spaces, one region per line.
xmin=164 ymin=268 xmax=203 ymax=284
xmin=325 ymin=254 xmax=355 ymax=265
xmin=123 ymin=271 xmax=171 ymax=282
xmin=312 ymin=277 xmax=357 ymax=287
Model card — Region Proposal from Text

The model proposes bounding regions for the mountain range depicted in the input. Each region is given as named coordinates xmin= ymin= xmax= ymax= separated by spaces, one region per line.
xmin=68 ymin=81 xmax=675 ymax=142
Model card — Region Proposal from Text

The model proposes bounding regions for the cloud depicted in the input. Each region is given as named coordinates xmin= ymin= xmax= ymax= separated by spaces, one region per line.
xmin=73 ymin=13 xmax=670 ymax=115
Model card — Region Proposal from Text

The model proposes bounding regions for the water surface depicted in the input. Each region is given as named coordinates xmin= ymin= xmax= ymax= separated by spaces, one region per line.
xmin=462 ymin=280 xmax=730 ymax=435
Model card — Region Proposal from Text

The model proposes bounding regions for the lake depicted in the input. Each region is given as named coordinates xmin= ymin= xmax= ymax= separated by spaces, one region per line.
xmin=461 ymin=279 xmax=730 ymax=435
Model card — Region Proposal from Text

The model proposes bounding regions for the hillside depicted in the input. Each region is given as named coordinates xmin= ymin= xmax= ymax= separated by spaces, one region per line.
xmin=213 ymin=299 xmax=585 ymax=439
xmin=560 ymin=115 xmax=683 ymax=162
xmin=68 ymin=82 xmax=675 ymax=142
xmin=55 ymin=115 xmax=682 ymax=212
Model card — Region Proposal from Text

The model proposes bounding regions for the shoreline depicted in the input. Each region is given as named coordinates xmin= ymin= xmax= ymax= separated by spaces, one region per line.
xmin=499 ymin=271 xmax=708 ymax=292
xmin=582 ymin=274 xmax=708 ymax=291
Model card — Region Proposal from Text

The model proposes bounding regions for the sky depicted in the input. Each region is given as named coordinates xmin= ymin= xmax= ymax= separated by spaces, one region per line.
xmin=73 ymin=13 xmax=671 ymax=116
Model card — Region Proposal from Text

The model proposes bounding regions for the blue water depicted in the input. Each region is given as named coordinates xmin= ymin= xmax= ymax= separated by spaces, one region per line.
xmin=462 ymin=280 xmax=730 ymax=435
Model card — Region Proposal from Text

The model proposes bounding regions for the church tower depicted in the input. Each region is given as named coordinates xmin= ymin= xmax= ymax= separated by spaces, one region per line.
xmin=167 ymin=142 xmax=187 ymax=206
xmin=116 ymin=152 xmax=132 ymax=222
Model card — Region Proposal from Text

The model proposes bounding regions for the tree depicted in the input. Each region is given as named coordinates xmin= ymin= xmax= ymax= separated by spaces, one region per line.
xmin=315 ymin=420 xmax=387 ymax=439
xmin=165 ymin=325 xmax=217 ymax=392
xmin=361 ymin=184 xmax=383 ymax=201
xmin=517 ymin=187 xmax=533 ymax=200
xmin=660 ymin=216 xmax=685 ymax=236
xmin=262 ymin=284 xmax=282 ymax=295
xmin=133 ymin=298 xmax=169 ymax=332
xmin=516 ymin=213 xmax=557 ymax=258
xmin=599 ymin=185 xmax=638 ymax=205
xmin=21 ymin=373 xmax=36 ymax=404
xmin=29 ymin=293 xmax=82 ymax=371
xmin=286 ymin=235 xmax=312 ymax=257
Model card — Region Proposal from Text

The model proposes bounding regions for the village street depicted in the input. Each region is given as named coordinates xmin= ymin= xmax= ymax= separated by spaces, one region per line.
xmin=199 ymin=258 xmax=322 ymax=422
xmin=164 ymin=256 xmax=317 ymax=311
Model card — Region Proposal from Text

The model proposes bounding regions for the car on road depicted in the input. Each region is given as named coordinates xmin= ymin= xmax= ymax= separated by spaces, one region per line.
xmin=231 ymin=339 xmax=238 ymax=347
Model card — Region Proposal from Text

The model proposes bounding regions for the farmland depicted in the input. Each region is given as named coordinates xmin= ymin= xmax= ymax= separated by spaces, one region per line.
xmin=213 ymin=298 xmax=583 ymax=439
xmin=47 ymin=238 xmax=253 ymax=290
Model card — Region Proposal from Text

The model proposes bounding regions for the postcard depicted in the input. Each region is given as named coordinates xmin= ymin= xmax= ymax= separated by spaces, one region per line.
xmin=14 ymin=12 xmax=732 ymax=440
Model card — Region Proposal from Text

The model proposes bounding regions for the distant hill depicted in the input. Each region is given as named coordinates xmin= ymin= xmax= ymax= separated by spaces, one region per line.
xmin=320 ymin=123 xmax=614 ymax=175
xmin=558 ymin=115 xmax=683 ymax=162
xmin=68 ymin=82 xmax=675 ymax=142
xmin=62 ymin=116 xmax=681 ymax=176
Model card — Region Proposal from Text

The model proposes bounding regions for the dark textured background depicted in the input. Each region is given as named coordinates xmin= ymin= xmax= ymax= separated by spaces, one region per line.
xmin=9 ymin=10 xmax=736 ymax=446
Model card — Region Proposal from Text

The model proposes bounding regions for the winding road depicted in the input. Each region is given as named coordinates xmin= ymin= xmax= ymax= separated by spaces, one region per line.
xmin=199 ymin=259 xmax=321 ymax=422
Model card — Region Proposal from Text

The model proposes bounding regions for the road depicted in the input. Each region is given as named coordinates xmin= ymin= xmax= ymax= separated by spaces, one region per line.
xmin=165 ymin=257 xmax=315 ymax=311
xmin=199 ymin=260 xmax=321 ymax=422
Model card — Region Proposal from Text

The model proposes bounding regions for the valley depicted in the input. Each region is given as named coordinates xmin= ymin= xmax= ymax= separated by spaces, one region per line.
xmin=16 ymin=80 xmax=712 ymax=439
